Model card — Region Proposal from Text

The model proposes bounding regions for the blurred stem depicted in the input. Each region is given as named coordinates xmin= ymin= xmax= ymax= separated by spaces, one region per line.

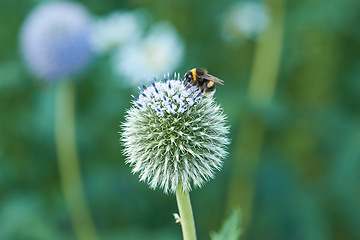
xmin=176 ymin=186 xmax=197 ymax=240
xmin=226 ymin=0 xmax=286 ymax=227
xmin=55 ymin=81 xmax=98 ymax=240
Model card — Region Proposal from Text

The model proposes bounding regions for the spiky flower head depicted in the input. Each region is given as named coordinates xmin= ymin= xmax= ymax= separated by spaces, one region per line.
xmin=121 ymin=73 xmax=230 ymax=194
xmin=20 ymin=1 xmax=93 ymax=81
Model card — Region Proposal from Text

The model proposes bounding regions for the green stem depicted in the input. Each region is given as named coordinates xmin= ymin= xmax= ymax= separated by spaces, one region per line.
xmin=55 ymin=81 xmax=98 ymax=240
xmin=226 ymin=0 xmax=286 ymax=226
xmin=176 ymin=186 xmax=197 ymax=240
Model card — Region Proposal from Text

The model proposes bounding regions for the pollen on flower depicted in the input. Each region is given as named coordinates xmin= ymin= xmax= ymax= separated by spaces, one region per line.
xmin=121 ymin=73 xmax=230 ymax=194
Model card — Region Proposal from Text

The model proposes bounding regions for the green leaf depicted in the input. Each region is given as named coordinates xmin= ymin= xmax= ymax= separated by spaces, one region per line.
xmin=210 ymin=209 xmax=242 ymax=240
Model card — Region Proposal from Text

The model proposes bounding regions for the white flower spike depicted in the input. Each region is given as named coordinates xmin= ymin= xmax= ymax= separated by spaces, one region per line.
xmin=121 ymin=73 xmax=230 ymax=194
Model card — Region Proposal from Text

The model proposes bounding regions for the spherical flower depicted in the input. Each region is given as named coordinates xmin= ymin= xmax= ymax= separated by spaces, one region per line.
xmin=20 ymin=1 xmax=93 ymax=80
xmin=121 ymin=74 xmax=230 ymax=194
xmin=112 ymin=22 xmax=184 ymax=86
xmin=91 ymin=9 xmax=146 ymax=54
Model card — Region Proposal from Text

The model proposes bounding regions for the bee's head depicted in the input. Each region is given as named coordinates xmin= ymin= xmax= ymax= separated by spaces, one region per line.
xmin=184 ymin=71 xmax=193 ymax=81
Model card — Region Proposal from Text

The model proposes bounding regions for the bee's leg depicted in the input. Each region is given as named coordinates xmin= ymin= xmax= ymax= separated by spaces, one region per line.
xmin=185 ymin=79 xmax=196 ymax=90
xmin=184 ymin=82 xmax=191 ymax=89
xmin=201 ymin=84 xmax=205 ymax=93
xmin=194 ymin=91 xmax=202 ymax=99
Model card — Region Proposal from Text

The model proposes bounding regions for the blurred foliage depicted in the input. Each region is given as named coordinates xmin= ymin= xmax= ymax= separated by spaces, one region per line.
xmin=210 ymin=210 xmax=241 ymax=240
xmin=1 ymin=0 xmax=360 ymax=240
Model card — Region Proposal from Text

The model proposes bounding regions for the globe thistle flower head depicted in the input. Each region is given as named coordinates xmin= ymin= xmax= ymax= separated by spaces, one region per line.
xmin=121 ymin=74 xmax=230 ymax=194
xmin=20 ymin=1 xmax=93 ymax=81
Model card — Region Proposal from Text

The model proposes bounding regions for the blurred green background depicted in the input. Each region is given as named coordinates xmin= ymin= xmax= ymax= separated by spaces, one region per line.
xmin=1 ymin=0 xmax=360 ymax=239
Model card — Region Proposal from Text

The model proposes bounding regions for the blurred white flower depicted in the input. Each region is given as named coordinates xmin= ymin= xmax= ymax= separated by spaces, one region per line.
xmin=112 ymin=22 xmax=184 ymax=86
xmin=222 ymin=1 xmax=270 ymax=41
xmin=91 ymin=10 xmax=147 ymax=53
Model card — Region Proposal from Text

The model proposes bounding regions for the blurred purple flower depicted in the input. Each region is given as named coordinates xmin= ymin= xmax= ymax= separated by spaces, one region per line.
xmin=20 ymin=1 xmax=93 ymax=81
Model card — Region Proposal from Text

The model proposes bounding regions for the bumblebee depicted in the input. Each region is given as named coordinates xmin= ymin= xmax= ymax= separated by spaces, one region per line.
xmin=184 ymin=68 xmax=224 ymax=96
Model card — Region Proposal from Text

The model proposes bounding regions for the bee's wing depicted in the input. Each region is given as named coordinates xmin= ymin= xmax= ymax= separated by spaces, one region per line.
xmin=203 ymin=74 xmax=224 ymax=85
